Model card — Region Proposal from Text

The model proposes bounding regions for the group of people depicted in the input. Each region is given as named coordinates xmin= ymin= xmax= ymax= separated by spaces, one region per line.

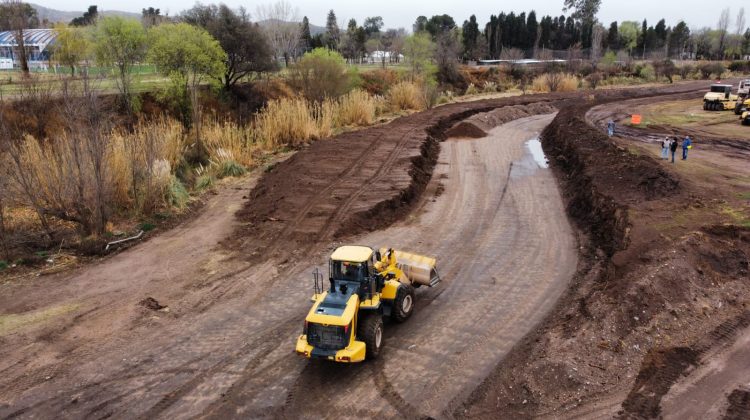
xmin=660 ymin=136 xmax=693 ymax=163
xmin=605 ymin=119 xmax=694 ymax=164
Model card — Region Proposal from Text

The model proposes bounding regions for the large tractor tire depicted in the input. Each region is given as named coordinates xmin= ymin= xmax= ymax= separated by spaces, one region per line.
xmin=703 ymin=102 xmax=708 ymax=110
xmin=392 ymin=284 xmax=416 ymax=323
xmin=359 ymin=313 xmax=384 ymax=359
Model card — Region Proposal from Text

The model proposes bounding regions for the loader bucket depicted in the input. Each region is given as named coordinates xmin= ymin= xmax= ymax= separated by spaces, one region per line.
xmin=379 ymin=248 xmax=441 ymax=287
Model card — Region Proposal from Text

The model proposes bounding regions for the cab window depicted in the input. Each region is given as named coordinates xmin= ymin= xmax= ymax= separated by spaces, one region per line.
xmin=331 ymin=261 xmax=367 ymax=282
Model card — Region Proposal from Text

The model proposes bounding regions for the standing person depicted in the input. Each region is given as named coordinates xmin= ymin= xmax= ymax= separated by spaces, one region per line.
xmin=607 ymin=120 xmax=615 ymax=137
xmin=670 ymin=137 xmax=678 ymax=163
xmin=661 ymin=137 xmax=670 ymax=160
xmin=682 ymin=135 xmax=692 ymax=160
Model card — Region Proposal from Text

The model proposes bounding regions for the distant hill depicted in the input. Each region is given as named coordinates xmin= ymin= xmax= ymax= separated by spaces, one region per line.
xmin=29 ymin=4 xmax=326 ymax=34
xmin=30 ymin=3 xmax=140 ymax=24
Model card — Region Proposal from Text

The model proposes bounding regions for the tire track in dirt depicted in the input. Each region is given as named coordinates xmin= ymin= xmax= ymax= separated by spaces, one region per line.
xmin=8 ymin=85 xmax=712 ymax=418
xmin=276 ymin=114 xmax=577 ymax=419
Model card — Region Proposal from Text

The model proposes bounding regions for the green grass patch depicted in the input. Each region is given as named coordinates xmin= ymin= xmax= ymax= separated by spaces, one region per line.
xmin=166 ymin=176 xmax=190 ymax=209
xmin=195 ymin=174 xmax=216 ymax=190
xmin=0 ymin=303 xmax=80 ymax=336
xmin=140 ymin=222 xmax=156 ymax=232
xmin=217 ymin=160 xmax=247 ymax=178
xmin=736 ymin=191 xmax=750 ymax=200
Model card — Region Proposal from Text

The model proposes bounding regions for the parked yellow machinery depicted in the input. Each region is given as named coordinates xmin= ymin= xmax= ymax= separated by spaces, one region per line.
xmin=703 ymin=84 xmax=738 ymax=111
xmin=295 ymin=245 xmax=440 ymax=362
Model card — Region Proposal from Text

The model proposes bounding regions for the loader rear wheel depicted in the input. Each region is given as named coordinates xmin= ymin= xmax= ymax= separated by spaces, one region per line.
xmin=359 ymin=313 xmax=383 ymax=359
xmin=392 ymin=284 xmax=415 ymax=323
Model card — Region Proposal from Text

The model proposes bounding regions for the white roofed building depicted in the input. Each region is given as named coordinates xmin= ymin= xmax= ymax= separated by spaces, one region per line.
xmin=0 ymin=29 xmax=57 ymax=70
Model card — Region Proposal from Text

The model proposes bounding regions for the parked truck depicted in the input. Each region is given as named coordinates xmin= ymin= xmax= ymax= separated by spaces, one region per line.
xmin=295 ymin=245 xmax=440 ymax=362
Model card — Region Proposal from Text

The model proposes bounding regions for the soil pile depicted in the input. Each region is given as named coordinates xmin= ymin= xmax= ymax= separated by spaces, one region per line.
xmin=226 ymin=94 xmax=575 ymax=263
xmin=458 ymin=90 xmax=750 ymax=419
xmin=446 ymin=102 xmax=557 ymax=138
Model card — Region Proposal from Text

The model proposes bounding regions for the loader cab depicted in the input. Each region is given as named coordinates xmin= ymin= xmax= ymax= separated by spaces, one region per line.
xmin=329 ymin=246 xmax=383 ymax=299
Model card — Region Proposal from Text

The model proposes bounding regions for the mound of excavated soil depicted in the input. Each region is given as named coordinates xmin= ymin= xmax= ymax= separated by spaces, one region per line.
xmin=225 ymin=94 xmax=575 ymax=263
xmin=458 ymin=84 xmax=750 ymax=419
xmin=445 ymin=102 xmax=557 ymax=138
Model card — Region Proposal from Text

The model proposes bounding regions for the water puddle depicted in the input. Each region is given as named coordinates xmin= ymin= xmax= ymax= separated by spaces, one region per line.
xmin=510 ymin=138 xmax=549 ymax=179
xmin=525 ymin=138 xmax=549 ymax=168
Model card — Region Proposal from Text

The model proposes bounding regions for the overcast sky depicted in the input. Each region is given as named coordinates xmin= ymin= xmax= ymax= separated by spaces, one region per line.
xmin=39 ymin=0 xmax=742 ymax=31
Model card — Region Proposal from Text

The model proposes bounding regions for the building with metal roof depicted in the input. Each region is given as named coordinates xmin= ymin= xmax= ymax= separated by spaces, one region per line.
xmin=0 ymin=29 xmax=57 ymax=70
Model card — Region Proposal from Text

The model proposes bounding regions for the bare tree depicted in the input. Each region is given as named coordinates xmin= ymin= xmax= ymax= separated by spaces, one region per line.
xmin=500 ymin=47 xmax=524 ymax=75
xmin=590 ymin=24 xmax=605 ymax=64
xmin=0 ymin=120 xmax=10 ymax=259
xmin=717 ymin=8 xmax=731 ymax=59
xmin=5 ymin=72 xmax=116 ymax=238
xmin=3 ymin=81 xmax=57 ymax=241
xmin=255 ymin=0 xmax=301 ymax=66
xmin=734 ymin=8 xmax=746 ymax=59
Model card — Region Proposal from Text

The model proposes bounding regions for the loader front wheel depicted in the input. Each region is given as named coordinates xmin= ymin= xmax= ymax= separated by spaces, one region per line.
xmin=392 ymin=284 xmax=415 ymax=323
xmin=359 ymin=314 xmax=384 ymax=359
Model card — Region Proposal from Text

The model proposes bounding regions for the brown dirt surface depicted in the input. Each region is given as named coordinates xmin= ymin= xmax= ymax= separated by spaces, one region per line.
xmin=1 ymin=80 xmax=742 ymax=419
xmin=458 ymin=80 xmax=750 ymax=419
xmin=223 ymin=93 xmax=577 ymax=267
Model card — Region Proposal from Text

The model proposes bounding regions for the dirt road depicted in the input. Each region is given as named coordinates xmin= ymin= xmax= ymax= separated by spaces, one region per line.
xmin=0 ymin=113 xmax=576 ymax=418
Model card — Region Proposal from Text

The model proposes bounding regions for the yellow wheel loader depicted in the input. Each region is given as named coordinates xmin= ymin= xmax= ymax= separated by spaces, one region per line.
xmin=703 ymin=84 xmax=738 ymax=111
xmin=295 ymin=245 xmax=440 ymax=362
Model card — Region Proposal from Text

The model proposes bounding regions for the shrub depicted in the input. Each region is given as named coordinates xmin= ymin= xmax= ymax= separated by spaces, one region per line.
xmin=653 ymin=59 xmax=677 ymax=83
xmin=0 ymin=260 xmax=7 ymax=271
xmin=387 ymin=81 xmax=423 ymax=111
xmin=335 ymin=89 xmax=377 ymax=126
xmin=557 ymin=74 xmax=579 ymax=92
xmin=195 ymin=174 xmax=215 ymax=190
xmin=679 ymin=64 xmax=695 ymax=80
xmin=359 ymin=68 xmax=399 ymax=95
xmin=532 ymin=73 xmax=579 ymax=92
xmin=419 ymin=77 xmax=440 ymax=109
xmin=728 ymin=61 xmax=750 ymax=73
xmin=437 ymin=90 xmax=455 ymax=105
xmin=254 ymin=97 xmax=319 ymax=147
xmin=216 ymin=159 xmax=247 ymax=178
xmin=698 ymin=62 xmax=726 ymax=79
xmin=202 ymin=119 xmax=254 ymax=167
xmin=166 ymin=176 xmax=189 ymax=209
xmin=636 ymin=64 xmax=655 ymax=80
xmin=465 ymin=83 xmax=479 ymax=95
xmin=586 ymin=72 xmax=603 ymax=89
xmin=288 ymin=48 xmax=351 ymax=102
xmin=483 ymin=81 xmax=498 ymax=93
xmin=140 ymin=222 xmax=156 ymax=232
